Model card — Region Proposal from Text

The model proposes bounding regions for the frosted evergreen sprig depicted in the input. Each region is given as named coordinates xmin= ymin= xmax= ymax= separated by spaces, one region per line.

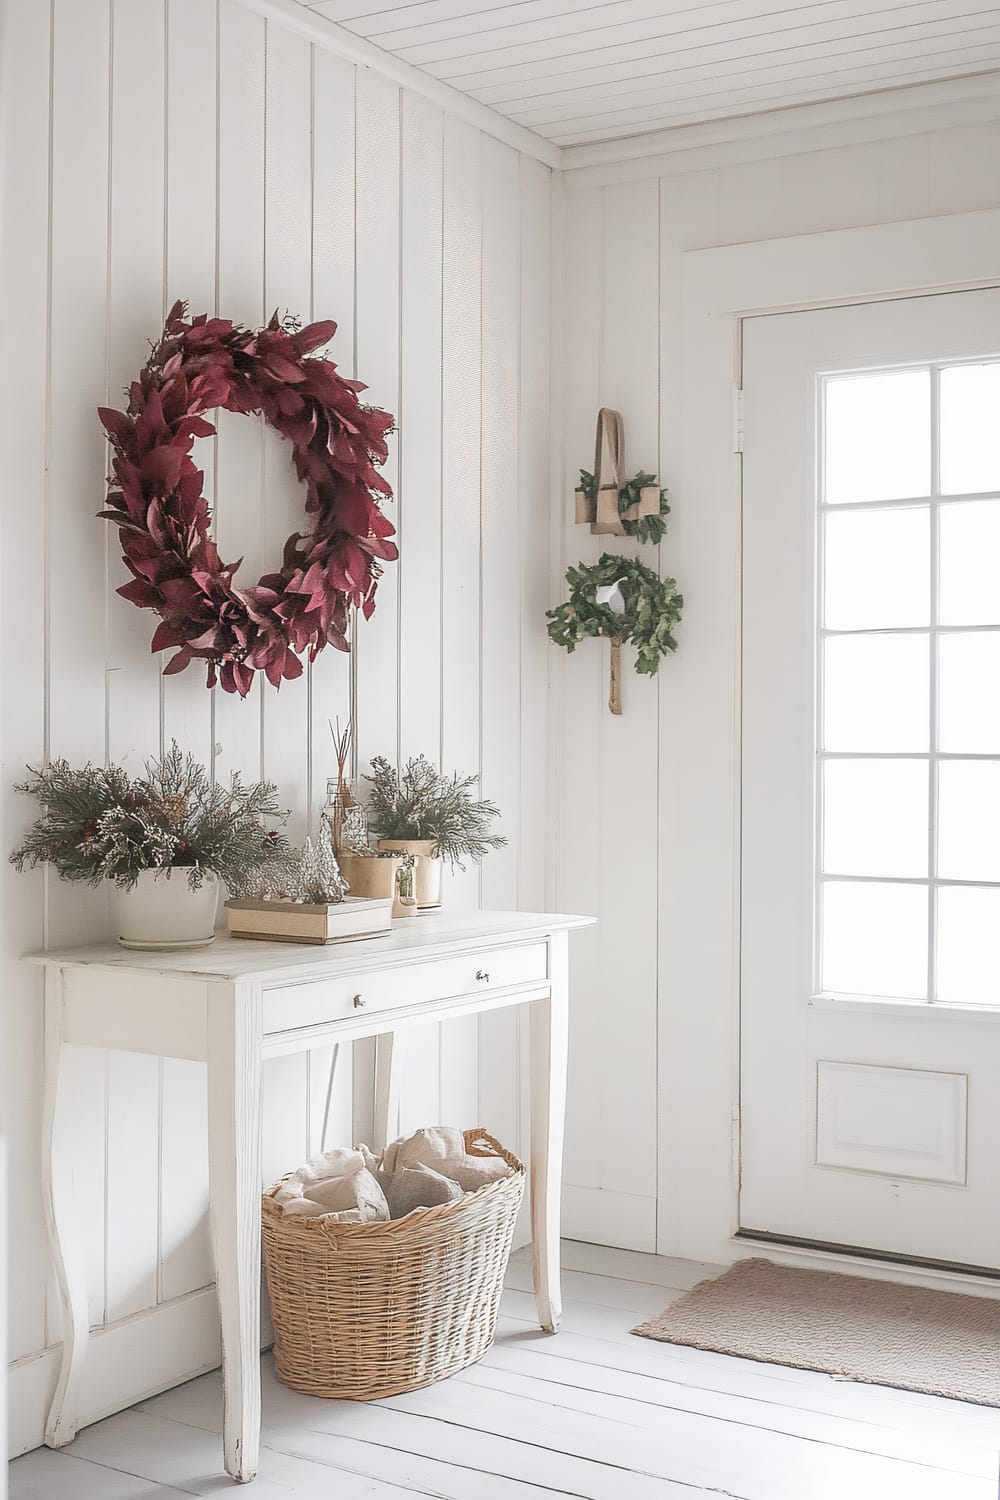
xmin=10 ymin=742 xmax=290 ymax=891
xmin=365 ymin=755 xmax=506 ymax=870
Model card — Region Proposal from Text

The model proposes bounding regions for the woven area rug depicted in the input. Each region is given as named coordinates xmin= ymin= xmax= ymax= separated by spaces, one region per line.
xmin=631 ymin=1257 xmax=1000 ymax=1406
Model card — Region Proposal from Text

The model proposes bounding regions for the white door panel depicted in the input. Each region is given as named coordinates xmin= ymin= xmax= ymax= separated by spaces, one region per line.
xmin=740 ymin=287 xmax=1000 ymax=1270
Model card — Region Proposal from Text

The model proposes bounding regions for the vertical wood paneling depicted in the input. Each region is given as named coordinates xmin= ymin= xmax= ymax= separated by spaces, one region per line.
xmin=307 ymin=46 xmax=358 ymax=1152
xmin=47 ymin=0 xmax=115 ymax=1332
xmin=106 ymin=1 xmax=167 ymax=773
xmin=478 ymin=136 xmax=522 ymax=1151
xmin=214 ymin=0 xmax=266 ymax=791
xmin=438 ymin=115 xmax=484 ymax=1127
xmin=308 ymin=46 xmax=356 ymax=834
xmin=261 ymin=22 xmax=312 ymax=859
xmin=260 ymin=18 xmax=315 ymax=1193
xmin=398 ymin=92 xmax=444 ymax=767
xmin=594 ymin=178 xmax=659 ymax=1212
xmin=554 ymin=179 xmax=661 ymax=1247
xmin=517 ymin=155 xmax=552 ymax=917
xmin=396 ymin=90 xmax=445 ymax=1127
xmin=103 ymin=0 xmax=168 ymax=1327
xmin=157 ymin=0 xmax=222 ymax=1311
xmin=440 ymin=116 xmax=483 ymax=916
xmin=162 ymin=0 xmax=218 ymax=763
xmin=353 ymin=69 xmax=402 ymax=776
xmin=47 ymin=0 xmax=112 ymax=770
xmin=517 ymin=154 xmax=553 ymax=1184
xmin=4 ymin=0 xmax=550 ymax=1447
xmin=479 ymin=137 xmax=521 ymax=908
xmin=349 ymin=68 xmax=403 ymax=1144
xmin=556 ymin=187 xmax=604 ymax=1207
xmin=0 ymin=0 xmax=52 ymax=1362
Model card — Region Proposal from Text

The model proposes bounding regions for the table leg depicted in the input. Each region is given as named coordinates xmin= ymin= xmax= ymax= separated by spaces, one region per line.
xmin=42 ymin=969 xmax=90 ymax=1448
xmin=207 ymin=980 xmax=263 ymax=1484
xmin=372 ymin=1030 xmax=400 ymax=1153
xmin=530 ymin=934 xmax=569 ymax=1333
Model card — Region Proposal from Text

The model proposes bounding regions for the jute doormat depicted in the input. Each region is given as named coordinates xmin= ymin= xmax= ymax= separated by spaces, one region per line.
xmin=631 ymin=1257 xmax=1000 ymax=1406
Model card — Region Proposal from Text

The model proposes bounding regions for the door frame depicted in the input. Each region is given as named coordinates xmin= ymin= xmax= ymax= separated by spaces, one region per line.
xmin=658 ymin=206 xmax=1000 ymax=1295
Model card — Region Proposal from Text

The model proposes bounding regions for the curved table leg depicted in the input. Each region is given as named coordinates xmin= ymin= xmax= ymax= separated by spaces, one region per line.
xmin=530 ymin=933 xmax=569 ymax=1333
xmin=42 ymin=968 xmax=91 ymax=1449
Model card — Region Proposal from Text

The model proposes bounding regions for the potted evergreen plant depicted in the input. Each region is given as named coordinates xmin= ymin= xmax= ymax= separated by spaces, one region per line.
xmin=365 ymin=755 xmax=506 ymax=909
xmin=10 ymin=742 xmax=289 ymax=949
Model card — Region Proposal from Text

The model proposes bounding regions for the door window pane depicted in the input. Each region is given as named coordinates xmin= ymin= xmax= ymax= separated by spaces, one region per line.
xmin=823 ymin=761 xmax=928 ymax=878
xmin=823 ymin=635 xmax=928 ymax=752
xmin=824 ymin=507 xmax=929 ymax=630
xmin=821 ymin=881 xmax=927 ymax=999
xmin=939 ymin=634 xmax=1000 ymax=754
xmin=937 ymin=760 xmax=1000 ymax=883
xmin=937 ymin=886 xmax=1000 ymax=1006
xmin=824 ymin=370 xmax=930 ymax=504
xmin=816 ymin=356 xmax=1000 ymax=1008
xmin=939 ymin=500 xmax=1000 ymax=625
xmin=940 ymin=364 xmax=1000 ymax=495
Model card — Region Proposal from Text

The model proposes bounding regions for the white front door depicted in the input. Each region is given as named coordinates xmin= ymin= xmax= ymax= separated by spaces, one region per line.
xmin=740 ymin=287 xmax=1000 ymax=1271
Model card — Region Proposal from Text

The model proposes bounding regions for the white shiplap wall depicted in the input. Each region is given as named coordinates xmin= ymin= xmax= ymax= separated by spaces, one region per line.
xmin=552 ymin=104 xmax=1000 ymax=1260
xmin=1 ymin=0 xmax=550 ymax=1454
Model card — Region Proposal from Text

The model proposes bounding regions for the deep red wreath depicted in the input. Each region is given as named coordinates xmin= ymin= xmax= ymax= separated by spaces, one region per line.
xmin=98 ymin=300 xmax=396 ymax=696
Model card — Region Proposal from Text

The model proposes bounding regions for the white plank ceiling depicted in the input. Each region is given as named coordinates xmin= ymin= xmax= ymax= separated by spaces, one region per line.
xmin=300 ymin=0 xmax=1000 ymax=148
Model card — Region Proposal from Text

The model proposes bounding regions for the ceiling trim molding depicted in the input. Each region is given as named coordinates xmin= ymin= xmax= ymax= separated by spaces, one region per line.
xmin=233 ymin=0 xmax=561 ymax=168
xmin=558 ymin=71 xmax=1000 ymax=181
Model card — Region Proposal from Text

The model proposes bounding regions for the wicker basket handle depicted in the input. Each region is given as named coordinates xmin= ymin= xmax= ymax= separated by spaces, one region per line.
xmin=464 ymin=1127 xmax=508 ymax=1159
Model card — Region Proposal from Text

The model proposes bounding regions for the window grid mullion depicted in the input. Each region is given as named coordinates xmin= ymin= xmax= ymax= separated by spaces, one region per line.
xmin=813 ymin=373 xmax=828 ymax=997
xmin=928 ymin=367 xmax=941 ymax=1004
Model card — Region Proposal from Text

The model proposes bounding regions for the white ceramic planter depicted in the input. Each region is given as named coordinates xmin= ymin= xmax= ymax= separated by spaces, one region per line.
xmin=112 ymin=868 xmax=219 ymax=950
xmin=376 ymin=839 xmax=443 ymax=909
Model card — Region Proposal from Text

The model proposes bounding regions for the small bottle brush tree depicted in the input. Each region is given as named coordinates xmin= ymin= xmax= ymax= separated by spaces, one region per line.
xmin=294 ymin=828 xmax=350 ymax=904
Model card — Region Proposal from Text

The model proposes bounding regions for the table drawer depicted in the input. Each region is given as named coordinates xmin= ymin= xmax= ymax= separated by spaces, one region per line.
xmin=262 ymin=940 xmax=549 ymax=1035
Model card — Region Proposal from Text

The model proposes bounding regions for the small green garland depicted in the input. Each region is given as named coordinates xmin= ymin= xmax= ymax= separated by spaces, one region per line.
xmin=578 ymin=468 xmax=670 ymax=545
xmin=546 ymin=553 xmax=683 ymax=677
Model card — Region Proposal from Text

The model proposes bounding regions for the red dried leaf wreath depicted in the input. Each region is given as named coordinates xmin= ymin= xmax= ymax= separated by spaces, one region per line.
xmin=98 ymin=301 xmax=396 ymax=696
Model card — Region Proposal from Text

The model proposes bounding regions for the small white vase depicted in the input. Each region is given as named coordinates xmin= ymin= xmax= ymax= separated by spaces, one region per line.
xmin=112 ymin=869 xmax=219 ymax=950
xmin=376 ymin=839 xmax=443 ymax=909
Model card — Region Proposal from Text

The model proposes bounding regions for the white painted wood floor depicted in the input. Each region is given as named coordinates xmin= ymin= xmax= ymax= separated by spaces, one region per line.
xmin=11 ymin=1241 xmax=1000 ymax=1499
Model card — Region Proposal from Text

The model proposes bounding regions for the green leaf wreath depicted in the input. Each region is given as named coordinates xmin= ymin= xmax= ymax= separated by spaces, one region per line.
xmin=578 ymin=468 xmax=670 ymax=545
xmin=546 ymin=553 xmax=683 ymax=677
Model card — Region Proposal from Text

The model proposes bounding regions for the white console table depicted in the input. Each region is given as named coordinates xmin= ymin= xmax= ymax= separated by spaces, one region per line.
xmin=32 ymin=908 xmax=593 ymax=1484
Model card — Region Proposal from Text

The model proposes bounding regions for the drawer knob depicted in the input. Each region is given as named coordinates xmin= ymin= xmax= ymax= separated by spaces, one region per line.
xmin=353 ymin=993 xmax=366 ymax=1009
xmin=476 ymin=970 xmax=490 ymax=983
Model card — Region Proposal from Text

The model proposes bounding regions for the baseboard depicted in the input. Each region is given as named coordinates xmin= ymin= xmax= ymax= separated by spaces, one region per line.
xmin=561 ymin=1185 xmax=657 ymax=1252
xmin=730 ymin=1235 xmax=1000 ymax=1301
xmin=7 ymin=1286 xmax=221 ymax=1459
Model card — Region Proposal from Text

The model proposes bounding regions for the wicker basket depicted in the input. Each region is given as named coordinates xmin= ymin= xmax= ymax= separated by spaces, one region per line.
xmin=261 ymin=1129 xmax=524 ymax=1400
